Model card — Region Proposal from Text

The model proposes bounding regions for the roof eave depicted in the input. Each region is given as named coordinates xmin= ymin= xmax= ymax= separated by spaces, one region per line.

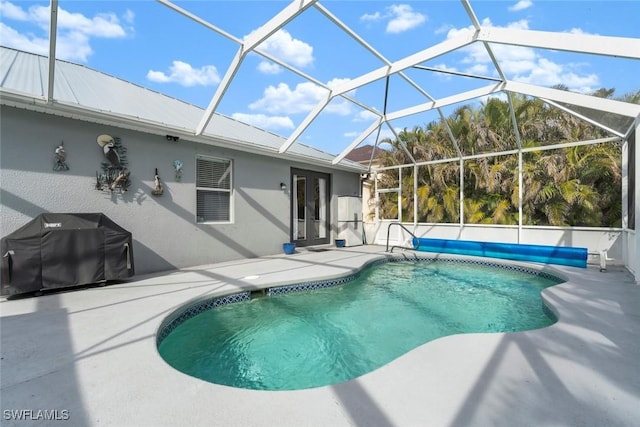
xmin=0 ymin=90 xmax=366 ymax=173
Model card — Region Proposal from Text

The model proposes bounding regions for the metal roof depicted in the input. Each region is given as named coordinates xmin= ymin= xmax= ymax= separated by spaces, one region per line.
xmin=0 ymin=46 xmax=365 ymax=171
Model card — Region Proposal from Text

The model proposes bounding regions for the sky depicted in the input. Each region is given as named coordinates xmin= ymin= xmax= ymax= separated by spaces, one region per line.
xmin=1 ymin=0 xmax=639 ymax=156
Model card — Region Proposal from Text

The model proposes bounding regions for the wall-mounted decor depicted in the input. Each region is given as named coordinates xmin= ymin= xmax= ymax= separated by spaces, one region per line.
xmin=173 ymin=160 xmax=183 ymax=182
xmin=53 ymin=141 xmax=69 ymax=171
xmin=95 ymin=134 xmax=131 ymax=192
xmin=152 ymin=168 xmax=164 ymax=196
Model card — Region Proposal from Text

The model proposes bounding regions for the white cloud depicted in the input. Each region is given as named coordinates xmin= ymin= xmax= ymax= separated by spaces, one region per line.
xmin=360 ymin=4 xmax=426 ymax=34
xmin=257 ymin=61 xmax=282 ymax=74
xmin=0 ymin=22 xmax=48 ymax=55
xmin=57 ymin=9 xmax=126 ymax=38
xmin=326 ymin=77 xmax=352 ymax=90
xmin=251 ymin=29 xmax=313 ymax=69
xmin=387 ymin=4 xmax=426 ymax=33
xmin=447 ymin=17 xmax=528 ymax=41
xmin=239 ymin=77 xmax=357 ymax=135
xmin=444 ymin=18 xmax=600 ymax=92
xmin=249 ymin=77 xmax=356 ymax=116
xmin=466 ymin=63 xmax=490 ymax=75
xmin=435 ymin=23 xmax=453 ymax=35
xmin=430 ymin=63 xmax=459 ymax=81
xmin=506 ymin=19 xmax=530 ymax=31
xmin=56 ymin=32 xmax=93 ymax=63
xmin=498 ymin=57 xmax=537 ymax=74
xmin=345 ymin=120 xmax=398 ymax=146
xmin=363 ymin=126 xmax=397 ymax=145
xmin=0 ymin=1 xmax=130 ymax=62
xmin=566 ymin=27 xmax=598 ymax=36
xmin=146 ymin=61 xmax=221 ymax=87
xmin=249 ymin=82 xmax=328 ymax=115
xmin=354 ymin=110 xmax=379 ymax=122
xmin=432 ymin=63 xmax=458 ymax=72
xmin=515 ymin=58 xmax=599 ymax=92
xmin=360 ymin=11 xmax=382 ymax=22
xmin=231 ymin=113 xmax=294 ymax=130
xmin=325 ymin=77 xmax=356 ymax=99
xmin=325 ymin=98 xmax=353 ymax=116
xmin=123 ymin=9 xmax=135 ymax=25
xmin=508 ymin=0 xmax=533 ymax=12
xmin=0 ymin=1 xmax=29 ymax=20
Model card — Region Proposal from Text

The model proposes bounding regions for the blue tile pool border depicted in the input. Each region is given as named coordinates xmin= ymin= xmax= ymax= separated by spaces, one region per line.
xmin=267 ymin=256 xmax=562 ymax=296
xmin=265 ymin=258 xmax=388 ymax=296
xmin=156 ymin=292 xmax=250 ymax=346
xmin=156 ymin=257 xmax=562 ymax=346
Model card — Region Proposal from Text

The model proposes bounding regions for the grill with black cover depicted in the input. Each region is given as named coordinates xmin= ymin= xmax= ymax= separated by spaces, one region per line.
xmin=1 ymin=213 xmax=134 ymax=296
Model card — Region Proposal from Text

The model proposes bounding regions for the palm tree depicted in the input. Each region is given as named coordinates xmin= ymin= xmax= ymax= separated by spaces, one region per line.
xmin=375 ymin=87 xmax=631 ymax=227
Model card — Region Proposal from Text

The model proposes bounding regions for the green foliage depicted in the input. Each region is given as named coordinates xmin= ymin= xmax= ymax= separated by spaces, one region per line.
xmin=376 ymin=89 xmax=631 ymax=227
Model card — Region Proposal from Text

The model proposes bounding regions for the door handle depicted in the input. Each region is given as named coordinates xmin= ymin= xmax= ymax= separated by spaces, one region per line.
xmin=124 ymin=243 xmax=132 ymax=270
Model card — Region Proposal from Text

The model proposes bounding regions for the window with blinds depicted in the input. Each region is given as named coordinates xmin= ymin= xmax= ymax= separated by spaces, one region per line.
xmin=196 ymin=156 xmax=232 ymax=223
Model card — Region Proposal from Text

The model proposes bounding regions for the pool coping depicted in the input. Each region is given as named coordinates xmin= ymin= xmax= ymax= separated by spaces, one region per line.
xmin=1 ymin=245 xmax=639 ymax=427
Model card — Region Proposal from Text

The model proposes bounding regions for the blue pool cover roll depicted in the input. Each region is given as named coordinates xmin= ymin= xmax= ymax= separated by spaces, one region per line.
xmin=411 ymin=237 xmax=588 ymax=268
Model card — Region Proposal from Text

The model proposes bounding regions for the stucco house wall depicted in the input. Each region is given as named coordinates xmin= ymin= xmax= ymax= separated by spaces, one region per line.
xmin=0 ymin=106 xmax=360 ymax=275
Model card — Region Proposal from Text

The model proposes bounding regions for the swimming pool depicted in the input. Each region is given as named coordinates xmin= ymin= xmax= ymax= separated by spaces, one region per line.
xmin=157 ymin=259 xmax=561 ymax=391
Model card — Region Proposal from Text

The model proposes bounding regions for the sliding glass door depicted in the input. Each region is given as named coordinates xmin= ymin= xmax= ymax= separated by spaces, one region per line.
xmin=291 ymin=168 xmax=330 ymax=246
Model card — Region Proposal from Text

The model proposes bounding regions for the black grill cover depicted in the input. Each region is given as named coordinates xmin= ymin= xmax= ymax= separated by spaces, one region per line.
xmin=1 ymin=213 xmax=134 ymax=296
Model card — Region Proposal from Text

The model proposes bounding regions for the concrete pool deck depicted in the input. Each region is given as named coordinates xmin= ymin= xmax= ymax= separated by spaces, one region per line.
xmin=1 ymin=245 xmax=639 ymax=427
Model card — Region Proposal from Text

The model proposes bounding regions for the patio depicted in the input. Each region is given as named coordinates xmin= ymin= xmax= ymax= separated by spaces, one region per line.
xmin=1 ymin=245 xmax=639 ymax=427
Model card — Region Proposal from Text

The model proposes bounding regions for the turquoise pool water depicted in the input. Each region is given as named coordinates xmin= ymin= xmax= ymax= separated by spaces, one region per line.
xmin=158 ymin=260 xmax=560 ymax=391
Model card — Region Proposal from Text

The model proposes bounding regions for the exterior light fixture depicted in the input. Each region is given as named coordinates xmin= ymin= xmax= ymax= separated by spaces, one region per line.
xmin=280 ymin=182 xmax=287 ymax=190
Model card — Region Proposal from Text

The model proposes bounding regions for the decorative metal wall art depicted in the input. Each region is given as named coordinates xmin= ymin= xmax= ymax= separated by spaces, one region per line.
xmin=95 ymin=134 xmax=131 ymax=192
xmin=173 ymin=160 xmax=183 ymax=182
xmin=53 ymin=141 xmax=69 ymax=171
xmin=151 ymin=168 xmax=164 ymax=196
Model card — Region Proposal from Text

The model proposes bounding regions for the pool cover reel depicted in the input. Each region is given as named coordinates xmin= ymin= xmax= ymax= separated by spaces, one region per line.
xmin=412 ymin=237 xmax=588 ymax=268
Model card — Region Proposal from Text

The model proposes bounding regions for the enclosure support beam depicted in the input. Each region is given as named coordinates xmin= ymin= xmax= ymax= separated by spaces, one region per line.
xmin=157 ymin=0 xmax=242 ymax=43
xmin=622 ymin=140 xmax=629 ymax=231
xmin=398 ymin=167 xmax=403 ymax=224
xmin=414 ymin=165 xmax=418 ymax=226
xmin=330 ymin=32 xmax=476 ymax=99
xmin=518 ymin=151 xmax=523 ymax=244
xmin=386 ymin=83 xmax=504 ymax=122
xmin=281 ymin=93 xmax=333 ymax=154
xmin=505 ymin=81 xmax=640 ymax=119
xmin=196 ymin=0 xmax=317 ymax=135
xmin=477 ymin=27 xmax=640 ymax=60
xmin=46 ymin=0 xmax=58 ymax=103
xmin=507 ymin=92 xmax=524 ymax=244
xmin=196 ymin=49 xmax=244 ymax=135
xmin=543 ymin=99 xmax=625 ymax=138
xmin=459 ymin=158 xmax=464 ymax=230
xmin=634 ymin=119 xmax=640 ymax=283
xmin=332 ymin=117 xmax=383 ymax=164
xmin=374 ymin=173 xmax=379 ymax=223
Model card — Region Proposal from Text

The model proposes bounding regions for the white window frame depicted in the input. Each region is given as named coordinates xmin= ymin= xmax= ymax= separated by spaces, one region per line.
xmin=195 ymin=155 xmax=233 ymax=224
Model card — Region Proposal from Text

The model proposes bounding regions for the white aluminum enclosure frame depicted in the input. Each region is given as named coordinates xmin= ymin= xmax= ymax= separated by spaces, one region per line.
xmin=33 ymin=0 xmax=640 ymax=281
xmin=39 ymin=0 xmax=640 ymax=165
